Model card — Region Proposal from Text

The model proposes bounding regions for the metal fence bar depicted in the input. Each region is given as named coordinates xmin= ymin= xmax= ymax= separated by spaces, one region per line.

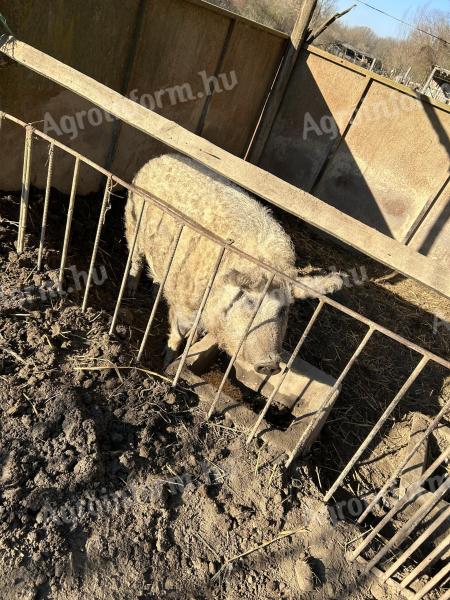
xmin=172 ymin=245 xmax=228 ymax=388
xmin=385 ymin=505 xmax=450 ymax=583
xmin=413 ymin=562 xmax=450 ymax=600
xmin=350 ymin=446 xmax=450 ymax=561
xmin=324 ymin=356 xmax=429 ymax=502
xmin=137 ymin=224 xmax=184 ymax=362
xmin=362 ymin=476 xmax=450 ymax=574
xmin=58 ymin=157 xmax=80 ymax=287
xmin=2 ymin=113 xmax=450 ymax=372
xmin=246 ymin=299 xmax=324 ymax=445
xmin=109 ymin=197 xmax=145 ymax=335
xmin=81 ymin=176 xmax=112 ymax=311
xmin=439 ymin=586 xmax=450 ymax=600
xmin=358 ymin=398 xmax=450 ymax=524
xmin=37 ymin=142 xmax=55 ymax=271
xmin=206 ymin=274 xmax=275 ymax=420
xmin=17 ymin=126 xmax=33 ymax=254
xmin=285 ymin=326 xmax=375 ymax=467
xmin=400 ymin=533 xmax=450 ymax=590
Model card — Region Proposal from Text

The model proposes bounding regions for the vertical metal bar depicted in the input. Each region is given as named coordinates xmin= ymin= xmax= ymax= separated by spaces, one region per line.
xmin=412 ymin=562 xmax=450 ymax=600
xmin=137 ymin=224 xmax=184 ymax=362
xmin=172 ymin=245 xmax=228 ymax=389
xmin=81 ymin=176 xmax=112 ymax=311
xmin=17 ymin=126 xmax=33 ymax=254
xmin=37 ymin=142 xmax=55 ymax=271
xmin=438 ymin=586 xmax=450 ymax=600
xmin=384 ymin=504 xmax=450 ymax=582
xmin=285 ymin=326 xmax=375 ymax=468
xmin=350 ymin=447 xmax=450 ymax=562
xmin=58 ymin=157 xmax=80 ymax=287
xmin=362 ymin=476 xmax=450 ymax=574
xmin=399 ymin=532 xmax=450 ymax=589
xmin=324 ymin=356 xmax=429 ymax=502
xmin=358 ymin=397 xmax=450 ymax=524
xmin=206 ymin=273 xmax=275 ymax=419
xmin=109 ymin=197 xmax=145 ymax=335
xmin=246 ymin=299 xmax=324 ymax=444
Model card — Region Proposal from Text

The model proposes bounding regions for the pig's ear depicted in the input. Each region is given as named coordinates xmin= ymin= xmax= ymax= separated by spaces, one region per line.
xmin=293 ymin=272 xmax=344 ymax=300
xmin=224 ymin=269 xmax=267 ymax=291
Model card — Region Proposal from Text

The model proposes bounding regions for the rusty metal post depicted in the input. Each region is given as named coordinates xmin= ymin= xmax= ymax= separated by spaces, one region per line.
xmin=324 ymin=356 xmax=429 ymax=502
xmin=81 ymin=176 xmax=112 ymax=311
xmin=247 ymin=299 xmax=324 ymax=444
xmin=286 ymin=326 xmax=375 ymax=467
xmin=58 ymin=157 xmax=80 ymax=287
xmin=350 ymin=446 xmax=450 ymax=562
xmin=137 ymin=224 xmax=184 ymax=362
xmin=384 ymin=505 xmax=450 ymax=582
xmin=399 ymin=531 xmax=450 ymax=589
xmin=412 ymin=561 xmax=450 ymax=599
xmin=17 ymin=126 xmax=33 ymax=254
xmin=357 ymin=397 xmax=450 ymax=524
xmin=362 ymin=476 xmax=450 ymax=574
xmin=109 ymin=196 xmax=145 ymax=335
xmin=37 ymin=142 xmax=55 ymax=271
xmin=172 ymin=245 xmax=228 ymax=388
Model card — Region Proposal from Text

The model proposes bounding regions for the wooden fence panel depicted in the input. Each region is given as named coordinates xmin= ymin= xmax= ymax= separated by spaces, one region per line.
xmin=259 ymin=50 xmax=368 ymax=190
xmin=0 ymin=0 xmax=141 ymax=193
xmin=259 ymin=47 xmax=450 ymax=262
xmin=199 ymin=21 xmax=286 ymax=157
xmin=110 ymin=0 xmax=231 ymax=181
xmin=0 ymin=0 xmax=285 ymax=192
xmin=314 ymin=81 xmax=450 ymax=242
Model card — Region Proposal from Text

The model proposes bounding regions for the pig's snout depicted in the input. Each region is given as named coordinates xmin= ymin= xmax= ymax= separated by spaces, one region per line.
xmin=254 ymin=359 xmax=282 ymax=376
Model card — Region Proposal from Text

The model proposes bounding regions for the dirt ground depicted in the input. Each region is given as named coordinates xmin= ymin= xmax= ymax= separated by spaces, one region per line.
xmin=1 ymin=187 xmax=449 ymax=600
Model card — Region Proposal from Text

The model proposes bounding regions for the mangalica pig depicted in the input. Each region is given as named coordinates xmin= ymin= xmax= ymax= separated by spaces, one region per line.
xmin=125 ymin=154 xmax=343 ymax=373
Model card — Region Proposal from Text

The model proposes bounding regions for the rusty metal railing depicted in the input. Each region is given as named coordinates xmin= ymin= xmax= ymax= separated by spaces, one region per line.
xmin=2 ymin=110 xmax=449 ymax=599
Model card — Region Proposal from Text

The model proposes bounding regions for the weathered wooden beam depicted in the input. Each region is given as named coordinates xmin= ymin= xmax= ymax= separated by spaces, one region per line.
xmin=1 ymin=35 xmax=449 ymax=299
xmin=246 ymin=0 xmax=318 ymax=163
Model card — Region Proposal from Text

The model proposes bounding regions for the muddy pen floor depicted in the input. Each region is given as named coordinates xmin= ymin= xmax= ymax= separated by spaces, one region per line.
xmin=0 ymin=185 xmax=449 ymax=600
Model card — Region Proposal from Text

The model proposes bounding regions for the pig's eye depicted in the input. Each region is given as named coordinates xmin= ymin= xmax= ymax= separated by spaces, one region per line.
xmin=244 ymin=295 xmax=256 ymax=310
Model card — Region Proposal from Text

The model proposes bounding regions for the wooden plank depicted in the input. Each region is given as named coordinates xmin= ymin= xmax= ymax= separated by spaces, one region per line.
xmin=408 ymin=180 xmax=450 ymax=263
xmin=247 ymin=0 xmax=318 ymax=163
xmin=1 ymin=36 xmax=450 ymax=299
xmin=200 ymin=21 xmax=285 ymax=156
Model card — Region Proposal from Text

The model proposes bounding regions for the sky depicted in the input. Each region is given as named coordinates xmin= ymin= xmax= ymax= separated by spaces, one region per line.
xmin=335 ymin=0 xmax=450 ymax=38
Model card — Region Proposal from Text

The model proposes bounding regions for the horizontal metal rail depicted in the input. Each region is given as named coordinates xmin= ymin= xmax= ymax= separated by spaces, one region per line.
xmin=2 ymin=113 xmax=449 ymax=372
